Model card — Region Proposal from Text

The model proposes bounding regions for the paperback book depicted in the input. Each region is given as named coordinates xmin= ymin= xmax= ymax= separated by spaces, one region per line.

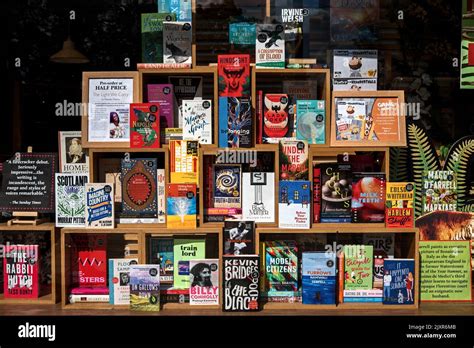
xmin=157 ymin=169 xmax=166 ymax=223
xmin=218 ymin=97 xmax=252 ymax=148
xmin=147 ymin=84 xmax=174 ymax=144
xmin=130 ymin=265 xmax=161 ymax=311
xmin=213 ymin=164 xmax=241 ymax=209
xmin=141 ymin=13 xmax=176 ymax=63
xmin=295 ymin=100 xmax=325 ymax=144
xmin=385 ymin=182 xmax=415 ymax=228
xmin=343 ymin=245 xmax=374 ymax=290
xmin=169 ymin=140 xmax=199 ymax=184
xmin=422 ymin=170 xmax=457 ymax=214
xmin=85 ymin=183 xmax=114 ymax=228
xmin=242 ymin=172 xmax=275 ymax=223
xmin=279 ymin=139 xmax=308 ymax=181
xmin=223 ymin=221 xmax=255 ymax=256
xmin=167 ymin=183 xmax=197 ymax=229
xmin=109 ymin=258 xmax=138 ymax=305
xmin=163 ymin=21 xmax=192 ymax=65
xmin=278 ymin=181 xmax=311 ymax=229
xmin=55 ymin=173 xmax=89 ymax=227
xmin=319 ymin=163 xmax=352 ymax=223
xmin=265 ymin=241 xmax=298 ymax=294
xmin=313 ymin=167 xmax=321 ymax=223
xmin=351 ymin=173 xmax=386 ymax=223
xmin=302 ymin=252 xmax=336 ymax=305
xmin=130 ymin=103 xmax=160 ymax=148
xmin=189 ymin=259 xmax=219 ymax=305
xmin=256 ymin=23 xmax=285 ymax=69
xmin=58 ymin=131 xmax=89 ymax=174
xmin=149 ymin=238 xmax=174 ymax=283
xmin=262 ymin=94 xmax=292 ymax=143
xmin=383 ymin=259 xmax=415 ymax=305
xmin=173 ymin=238 xmax=206 ymax=289
xmin=71 ymin=234 xmax=107 ymax=288
xmin=218 ymin=54 xmax=251 ymax=97
xmin=168 ymin=76 xmax=203 ymax=127
xmin=3 ymin=245 xmax=39 ymax=298
xmin=182 ymin=99 xmax=212 ymax=144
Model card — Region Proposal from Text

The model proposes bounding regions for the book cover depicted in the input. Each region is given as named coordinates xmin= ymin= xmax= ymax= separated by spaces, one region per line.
xmin=278 ymin=181 xmax=311 ymax=229
xmin=71 ymin=234 xmax=107 ymax=288
xmin=69 ymin=294 xmax=109 ymax=303
xmin=3 ymin=245 xmax=39 ymax=298
xmin=130 ymin=103 xmax=160 ymax=148
xmin=165 ymin=128 xmax=183 ymax=143
xmin=422 ymin=170 xmax=457 ymax=214
xmin=320 ymin=163 xmax=352 ymax=223
xmin=168 ymin=76 xmax=203 ymax=128
xmin=141 ymin=13 xmax=176 ymax=63
xmin=351 ymin=173 xmax=386 ymax=223
xmin=265 ymin=241 xmax=298 ymax=293
xmin=218 ymin=97 xmax=252 ymax=148
xmin=149 ymin=238 xmax=174 ymax=283
xmin=343 ymin=245 xmax=374 ymax=290
xmin=109 ymin=258 xmax=138 ymax=305
xmin=147 ymin=84 xmax=174 ymax=144
xmin=58 ymin=131 xmax=89 ymax=174
xmin=333 ymin=78 xmax=378 ymax=91
xmin=262 ymin=94 xmax=292 ymax=143
xmin=296 ymin=100 xmax=325 ymax=144
xmin=242 ymin=172 xmax=275 ymax=223
xmin=182 ymin=99 xmax=212 ymax=144
xmin=223 ymin=221 xmax=255 ymax=255
xmin=85 ymin=183 xmax=114 ymax=229
xmin=173 ymin=238 xmax=206 ymax=289
xmin=335 ymin=100 xmax=367 ymax=141
xmin=213 ymin=165 xmax=241 ymax=209
xmin=363 ymin=234 xmax=395 ymax=288
xmin=229 ymin=22 xmax=257 ymax=46
xmin=256 ymin=23 xmax=285 ymax=69
xmin=158 ymin=0 xmax=191 ymax=21
xmin=217 ymin=54 xmax=250 ymax=97
xmin=189 ymin=259 xmax=219 ymax=305
xmin=169 ymin=140 xmax=199 ymax=184
xmin=163 ymin=21 xmax=192 ymax=65
xmin=383 ymin=259 xmax=415 ymax=305
xmin=282 ymin=80 xmax=318 ymax=101
xmin=167 ymin=183 xmax=196 ymax=229
xmin=279 ymin=139 xmax=308 ymax=181
xmin=333 ymin=50 xmax=378 ymax=79
xmin=157 ymin=169 xmax=166 ymax=224
xmin=385 ymin=182 xmax=415 ymax=228
xmin=121 ymin=159 xmax=158 ymax=218
xmin=302 ymin=252 xmax=336 ymax=305
xmin=55 ymin=173 xmax=89 ymax=227
xmin=129 ymin=265 xmax=161 ymax=311
xmin=313 ymin=167 xmax=321 ymax=223
xmin=223 ymin=255 xmax=260 ymax=312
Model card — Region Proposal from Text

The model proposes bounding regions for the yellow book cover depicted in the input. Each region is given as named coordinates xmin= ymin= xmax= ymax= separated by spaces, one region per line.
xmin=169 ymin=140 xmax=199 ymax=184
xmin=385 ymin=182 xmax=415 ymax=228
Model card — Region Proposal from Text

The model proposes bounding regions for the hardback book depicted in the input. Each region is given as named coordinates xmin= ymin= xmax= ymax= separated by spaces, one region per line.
xmin=58 ymin=131 xmax=89 ymax=174
xmin=296 ymin=100 xmax=325 ymax=144
xmin=71 ymin=234 xmax=107 ymax=288
xmin=121 ymin=159 xmax=158 ymax=218
xmin=157 ymin=169 xmax=166 ymax=223
xmin=278 ymin=180 xmax=311 ymax=229
xmin=335 ymin=100 xmax=368 ymax=141
xmin=343 ymin=245 xmax=374 ymax=290
xmin=313 ymin=167 xmax=321 ymax=223
xmin=320 ymin=163 xmax=352 ymax=223
xmin=256 ymin=23 xmax=285 ymax=69
xmin=173 ymin=238 xmax=206 ymax=289
xmin=163 ymin=21 xmax=192 ymax=65
xmin=385 ymin=182 xmax=415 ymax=228
xmin=382 ymin=259 xmax=415 ymax=305
xmin=130 ymin=103 xmax=160 ymax=148
xmin=169 ymin=140 xmax=199 ymax=184
xmin=422 ymin=170 xmax=457 ymax=214
xmin=141 ymin=13 xmax=176 ymax=63
xmin=168 ymin=76 xmax=203 ymax=128
xmin=265 ymin=241 xmax=298 ymax=294
xmin=242 ymin=172 xmax=275 ymax=223
xmin=69 ymin=294 xmax=109 ymax=303
xmin=333 ymin=78 xmax=378 ymax=91
xmin=302 ymin=252 xmax=336 ymax=305
xmin=158 ymin=0 xmax=192 ymax=21
xmin=109 ymin=258 xmax=138 ymax=305
xmin=167 ymin=183 xmax=197 ymax=229
xmin=351 ymin=173 xmax=386 ymax=223
xmin=218 ymin=97 xmax=252 ymax=148
xmin=223 ymin=221 xmax=255 ymax=256
xmin=262 ymin=94 xmax=292 ymax=143
xmin=223 ymin=255 xmax=260 ymax=312
xmin=148 ymin=238 xmax=174 ymax=283
xmin=55 ymin=173 xmax=89 ymax=227
xmin=189 ymin=259 xmax=219 ymax=305
xmin=363 ymin=234 xmax=395 ymax=288
xmin=182 ymin=99 xmax=212 ymax=144
xmin=279 ymin=139 xmax=308 ymax=181
xmin=213 ymin=164 xmax=241 ymax=209
xmin=147 ymin=84 xmax=174 ymax=144
xmin=217 ymin=54 xmax=251 ymax=97
xmin=85 ymin=183 xmax=114 ymax=228
xmin=3 ymin=245 xmax=39 ymax=298
xmin=129 ymin=265 xmax=161 ymax=311
xmin=333 ymin=49 xmax=378 ymax=79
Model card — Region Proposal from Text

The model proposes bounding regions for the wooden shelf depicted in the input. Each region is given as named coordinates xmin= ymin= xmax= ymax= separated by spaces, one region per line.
xmin=256 ymin=224 xmax=417 ymax=234
xmin=0 ymin=293 xmax=54 ymax=305
xmin=138 ymin=66 xmax=216 ymax=74
xmin=253 ymin=68 xmax=331 ymax=74
xmin=262 ymin=302 xmax=337 ymax=310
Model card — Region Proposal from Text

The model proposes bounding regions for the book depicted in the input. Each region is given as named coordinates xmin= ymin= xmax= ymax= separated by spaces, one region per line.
xmin=173 ymin=238 xmax=206 ymax=289
xmin=338 ymin=251 xmax=344 ymax=303
xmin=70 ymin=287 xmax=109 ymax=295
xmin=320 ymin=163 xmax=352 ymax=223
xmin=109 ymin=258 xmax=138 ymax=305
xmin=163 ymin=21 xmax=192 ymax=65
xmin=351 ymin=173 xmax=386 ymax=223
xmin=256 ymin=90 xmax=263 ymax=143
xmin=148 ymin=238 xmax=174 ymax=283
xmin=168 ymin=76 xmax=203 ymax=128
xmin=343 ymin=245 xmax=374 ymax=290
xmin=296 ymin=100 xmax=325 ymax=144
xmin=182 ymin=99 xmax=212 ymax=144
xmin=256 ymin=23 xmax=285 ymax=69
xmin=147 ymin=84 xmax=175 ymax=144
xmin=138 ymin=62 xmax=191 ymax=69
xmin=85 ymin=183 xmax=114 ymax=228
xmin=165 ymin=128 xmax=183 ymax=142
xmin=55 ymin=173 xmax=89 ymax=227
xmin=58 ymin=131 xmax=89 ymax=174
xmin=282 ymin=80 xmax=318 ymax=101
xmin=157 ymin=169 xmax=166 ymax=224
xmin=242 ymin=172 xmax=275 ymax=223
xmin=278 ymin=181 xmax=311 ymax=229
xmin=343 ymin=297 xmax=382 ymax=303
xmin=141 ymin=13 xmax=176 ymax=63
xmin=130 ymin=103 xmax=160 ymax=148
xmin=217 ymin=54 xmax=251 ymax=97
xmin=302 ymin=252 xmax=336 ymax=305
xmin=129 ymin=265 xmax=161 ymax=311
xmin=71 ymin=234 xmax=107 ymax=288
xmin=333 ymin=50 xmax=378 ymax=79
xmin=383 ymin=259 xmax=415 ymax=305
xmin=363 ymin=234 xmax=395 ymax=289
xmin=167 ymin=183 xmax=197 ymax=229
xmin=218 ymin=97 xmax=252 ymax=148
xmin=98 ymin=158 xmax=121 ymax=204
xmin=213 ymin=164 xmax=241 ymax=209
xmin=313 ymin=167 xmax=321 ymax=223
xmin=223 ymin=221 xmax=255 ymax=256
xmin=229 ymin=22 xmax=257 ymax=47
xmin=279 ymin=139 xmax=308 ymax=181
xmin=265 ymin=241 xmax=298 ymax=294
xmin=169 ymin=140 xmax=199 ymax=184
xmin=333 ymin=78 xmax=377 ymax=91
xmin=262 ymin=94 xmax=291 ymax=143
xmin=343 ymin=289 xmax=383 ymax=297
xmin=3 ymin=245 xmax=39 ymax=298
xmin=422 ymin=170 xmax=457 ymax=214
xmin=69 ymin=294 xmax=109 ymax=303
xmin=223 ymin=255 xmax=260 ymax=312
xmin=121 ymin=159 xmax=158 ymax=218
xmin=385 ymin=182 xmax=415 ymax=228
xmin=158 ymin=0 xmax=191 ymax=21
xmin=189 ymin=259 xmax=219 ymax=305
xmin=335 ymin=100 xmax=367 ymax=141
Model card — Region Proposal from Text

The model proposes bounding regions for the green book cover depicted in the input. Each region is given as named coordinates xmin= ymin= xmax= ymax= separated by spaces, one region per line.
xmin=343 ymin=245 xmax=373 ymax=290
xmin=265 ymin=240 xmax=298 ymax=294
xmin=173 ymin=238 xmax=206 ymax=289
xmin=141 ymin=13 xmax=176 ymax=63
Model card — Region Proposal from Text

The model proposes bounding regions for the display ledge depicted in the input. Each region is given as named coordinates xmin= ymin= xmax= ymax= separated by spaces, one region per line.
xmin=137 ymin=66 xmax=216 ymax=74
xmin=0 ymin=222 xmax=55 ymax=230
xmin=61 ymin=226 xmax=222 ymax=234
xmin=256 ymin=224 xmax=418 ymax=234
xmin=0 ymin=293 xmax=54 ymax=305
xmin=61 ymin=303 xmax=220 ymax=310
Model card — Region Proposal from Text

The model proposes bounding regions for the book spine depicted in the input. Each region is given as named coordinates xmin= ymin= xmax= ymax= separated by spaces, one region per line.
xmin=257 ymin=90 xmax=263 ymax=144
xmin=343 ymin=290 xmax=383 ymax=297
xmin=69 ymin=294 xmax=110 ymax=303
xmin=218 ymin=97 xmax=228 ymax=148
xmin=137 ymin=63 xmax=192 ymax=69
xmin=157 ymin=169 xmax=166 ymax=224
xmin=338 ymin=251 xmax=344 ymax=304
xmin=343 ymin=297 xmax=383 ymax=303
xmin=108 ymin=260 xmax=114 ymax=304
xmin=313 ymin=167 xmax=321 ymax=223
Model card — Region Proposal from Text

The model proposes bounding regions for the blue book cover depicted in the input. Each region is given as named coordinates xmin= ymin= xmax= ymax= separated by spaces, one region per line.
xmin=302 ymin=252 xmax=336 ymax=304
xmin=278 ymin=181 xmax=311 ymax=229
xmin=383 ymin=259 xmax=415 ymax=305
xmin=296 ymin=100 xmax=325 ymax=144
xmin=158 ymin=0 xmax=170 ymax=13
xmin=218 ymin=97 xmax=228 ymax=148
xmin=229 ymin=22 xmax=256 ymax=45
xmin=218 ymin=97 xmax=252 ymax=148
xmin=343 ymin=297 xmax=383 ymax=303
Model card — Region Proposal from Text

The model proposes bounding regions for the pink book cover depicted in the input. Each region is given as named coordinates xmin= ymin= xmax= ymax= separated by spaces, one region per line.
xmin=3 ymin=245 xmax=39 ymax=299
xmin=70 ymin=287 xmax=110 ymax=295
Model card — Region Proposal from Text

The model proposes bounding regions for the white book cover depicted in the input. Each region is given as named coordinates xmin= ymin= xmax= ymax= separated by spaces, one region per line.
xmin=55 ymin=173 xmax=89 ymax=227
xmin=59 ymin=131 xmax=89 ymax=174
xmin=182 ymin=99 xmax=212 ymax=144
xmin=157 ymin=168 xmax=166 ymax=223
xmin=109 ymin=258 xmax=138 ymax=305
xmin=242 ymin=172 xmax=275 ymax=223
xmin=335 ymin=100 xmax=367 ymax=141
xmin=189 ymin=259 xmax=219 ymax=305
xmin=333 ymin=49 xmax=378 ymax=79
xmin=163 ymin=21 xmax=192 ymax=65
xmin=256 ymin=24 xmax=285 ymax=69
xmin=85 ymin=183 xmax=115 ymax=229
xmin=278 ymin=181 xmax=310 ymax=229
xmin=333 ymin=78 xmax=378 ymax=91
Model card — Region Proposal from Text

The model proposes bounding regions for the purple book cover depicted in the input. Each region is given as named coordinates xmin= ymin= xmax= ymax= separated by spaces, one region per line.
xmin=147 ymin=84 xmax=175 ymax=143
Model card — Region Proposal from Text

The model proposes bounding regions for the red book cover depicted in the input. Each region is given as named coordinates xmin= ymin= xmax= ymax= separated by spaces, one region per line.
xmin=257 ymin=90 xmax=263 ymax=144
xmin=3 ymin=245 xmax=39 ymax=298
xmin=313 ymin=167 xmax=321 ymax=223
xmin=469 ymin=43 xmax=474 ymax=66
xmin=338 ymin=251 xmax=344 ymax=304
xmin=130 ymin=103 xmax=160 ymax=148
xmin=218 ymin=54 xmax=250 ymax=97
xmin=263 ymin=94 xmax=291 ymax=142
xmin=351 ymin=173 xmax=386 ymax=223
xmin=72 ymin=235 xmax=107 ymax=288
